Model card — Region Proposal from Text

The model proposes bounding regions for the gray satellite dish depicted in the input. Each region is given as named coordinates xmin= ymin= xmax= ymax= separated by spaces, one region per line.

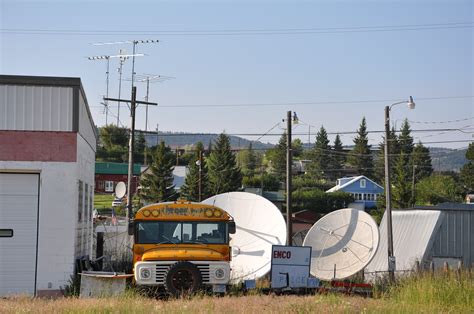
xmin=115 ymin=181 xmax=127 ymax=199
xmin=303 ymin=208 xmax=379 ymax=281
xmin=202 ymin=192 xmax=286 ymax=282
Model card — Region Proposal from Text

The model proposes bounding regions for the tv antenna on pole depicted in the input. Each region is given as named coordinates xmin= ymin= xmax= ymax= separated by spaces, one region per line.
xmin=87 ymin=52 xmax=145 ymax=126
xmin=92 ymin=39 xmax=159 ymax=89
xmin=124 ymin=73 xmax=175 ymax=132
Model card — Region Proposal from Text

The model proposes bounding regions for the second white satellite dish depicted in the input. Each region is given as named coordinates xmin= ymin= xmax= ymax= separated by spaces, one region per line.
xmin=303 ymin=208 xmax=379 ymax=281
xmin=202 ymin=192 xmax=286 ymax=282
xmin=115 ymin=181 xmax=126 ymax=199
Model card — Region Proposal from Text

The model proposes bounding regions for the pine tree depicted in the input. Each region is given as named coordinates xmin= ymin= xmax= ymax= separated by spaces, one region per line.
xmin=180 ymin=142 xmax=209 ymax=201
xmin=329 ymin=134 xmax=345 ymax=180
xmin=393 ymin=151 xmax=412 ymax=208
xmin=307 ymin=126 xmax=331 ymax=178
xmin=460 ymin=143 xmax=474 ymax=192
xmin=139 ymin=141 xmax=176 ymax=204
xmin=392 ymin=120 xmax=414 ymax=206
xmin=412 ymin=141 xmax=433 ymax=182
xmin=398 ymin=119 xmax=414 ymax=155
xmin=207 ymin=133 xmax=242 ymax=194
xmin=348 ymin=117 xmax=374 ymax=177
xmin=266 ymin=132 xmax=287 ymax=180
xmin=239 ymin=143 xmax=258 ymax=177
xmin=374 ymin=127 xmax=399 ymax=184
xmin=134 ymin=132 xmax=147 ymax=164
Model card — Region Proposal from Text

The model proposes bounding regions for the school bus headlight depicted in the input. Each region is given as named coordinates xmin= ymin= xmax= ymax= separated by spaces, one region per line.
xmin=213 ymin=209 xmax=222 ymax=217
xmin=205 ymin=209 xmax=214 ymax=217
xmin=215 ymin=268 xmax=225 ymax=279
xmin=152 ymin=210 xmax=159 ymax=217
xmin=140 ymin=267 xmax=152 ymax=280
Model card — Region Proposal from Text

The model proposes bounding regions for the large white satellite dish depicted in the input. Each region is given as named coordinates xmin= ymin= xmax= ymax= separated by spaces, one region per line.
xmin=202 ymin=192 xmax=286 ymax=281
xmin=303 ymin=208 xmax=379 ymax=281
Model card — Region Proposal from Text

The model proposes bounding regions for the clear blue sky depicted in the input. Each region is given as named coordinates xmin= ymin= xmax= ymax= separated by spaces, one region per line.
xmin=1 ymin=0 xmax=472 ymax=148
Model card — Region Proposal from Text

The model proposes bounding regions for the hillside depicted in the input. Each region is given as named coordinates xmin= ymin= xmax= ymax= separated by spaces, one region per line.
xmin=141 ymin=131 xmax=274 ymax=150
xmin=137 ymin=130 xmax=469 ymax=171
xmin=429 ymin=147 xmax=468 ymax=172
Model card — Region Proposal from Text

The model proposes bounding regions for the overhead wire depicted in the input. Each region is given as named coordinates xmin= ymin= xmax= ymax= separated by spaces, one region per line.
xmin=2 ymin=22 xmax=473 ymax=36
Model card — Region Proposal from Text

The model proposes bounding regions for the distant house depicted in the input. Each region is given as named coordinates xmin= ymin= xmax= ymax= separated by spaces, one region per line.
xmin=465 ymin=193 xmax=474 ymax=204
xmin=95 ymin=162 xmax=141 ymax=194
xmin=326 ymin=175 xmax=383 ymax=210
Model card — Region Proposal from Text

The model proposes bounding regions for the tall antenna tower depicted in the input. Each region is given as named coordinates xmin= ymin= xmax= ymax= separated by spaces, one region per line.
xmin=92 ymin=39 xmax=159 ymax=89
xmin=87 ymin=52 xmax=145 ymax=125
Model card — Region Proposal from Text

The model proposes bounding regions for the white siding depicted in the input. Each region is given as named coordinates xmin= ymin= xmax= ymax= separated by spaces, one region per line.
xmin=0 ymin=85 xmax=73 ymax=131
xmin=74 ymin=134 xmax=95 ymax=260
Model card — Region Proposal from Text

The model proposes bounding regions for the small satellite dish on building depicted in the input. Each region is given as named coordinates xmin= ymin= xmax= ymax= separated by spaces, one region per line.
xmin=202 ymin=192 xmax=286 ymax=282
xmin=302 ymin=208 xmax=379 ymax=281
xmin=115 ymin=182 xmax=127 ymax=199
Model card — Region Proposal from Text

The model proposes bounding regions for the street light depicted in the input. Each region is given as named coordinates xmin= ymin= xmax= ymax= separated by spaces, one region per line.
xmin=384 ymin=96 xmax=415 ymax=281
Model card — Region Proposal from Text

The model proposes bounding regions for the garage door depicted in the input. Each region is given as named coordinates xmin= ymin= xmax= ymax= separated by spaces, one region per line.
xmin=0 ymin=173 xmax=39 ymax=296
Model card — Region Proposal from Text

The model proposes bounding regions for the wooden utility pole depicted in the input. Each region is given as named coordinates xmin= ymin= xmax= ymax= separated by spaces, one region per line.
xmin=286 ymin=111 xmax=293 ymax=246
xmin=104 ymin=87 xmax=157 ymax=220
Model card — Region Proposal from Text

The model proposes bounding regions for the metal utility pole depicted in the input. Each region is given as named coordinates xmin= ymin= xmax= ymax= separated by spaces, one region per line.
xmin=104 ymin=87 xmax=157 ymax=220
xmin=87 ymin=55 xmax=110 ymax=124
xmin=286 ymin=111 xmax=293 ymax=246
xmin=117 ymin=51 xmax=127 ymax=126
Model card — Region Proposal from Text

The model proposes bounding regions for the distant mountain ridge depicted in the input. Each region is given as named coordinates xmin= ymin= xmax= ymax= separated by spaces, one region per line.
xmin=141 ymin=131 xmax=274 ymax=150
xmin=139 ymin=130 xmax=469 ymax=172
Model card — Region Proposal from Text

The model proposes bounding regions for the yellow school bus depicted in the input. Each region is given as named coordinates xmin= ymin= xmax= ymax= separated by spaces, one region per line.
xmin=130 ymin=200 xmax=236 ymax=296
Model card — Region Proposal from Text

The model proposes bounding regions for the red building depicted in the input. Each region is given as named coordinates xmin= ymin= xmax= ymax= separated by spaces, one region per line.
xmin=95 ymin=162 xmax=141 ymax=194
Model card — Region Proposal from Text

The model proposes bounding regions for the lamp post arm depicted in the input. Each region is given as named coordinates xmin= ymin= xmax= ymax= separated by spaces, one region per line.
xmin=389 ymin=100 xmax=408 ymax=110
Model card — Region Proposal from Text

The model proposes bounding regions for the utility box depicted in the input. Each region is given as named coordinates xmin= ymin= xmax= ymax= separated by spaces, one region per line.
xmin=79 ymin=272 xmax=133 ymax=298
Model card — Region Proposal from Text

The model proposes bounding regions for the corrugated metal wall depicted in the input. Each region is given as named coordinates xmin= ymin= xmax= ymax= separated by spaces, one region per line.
xmin=0 ymin=84 xmax=73 ymax=131
xmin=431 ymin=209 xmax=473 ymax=267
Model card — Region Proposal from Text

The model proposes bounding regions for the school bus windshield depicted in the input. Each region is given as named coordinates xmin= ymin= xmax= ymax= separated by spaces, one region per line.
xmin=136 ymin=221 xmax=228 ymax=245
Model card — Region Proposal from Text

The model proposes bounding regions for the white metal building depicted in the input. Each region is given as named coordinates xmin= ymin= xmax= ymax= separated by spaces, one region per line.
xmin=0 ymin=75 xmax=97 ymax=296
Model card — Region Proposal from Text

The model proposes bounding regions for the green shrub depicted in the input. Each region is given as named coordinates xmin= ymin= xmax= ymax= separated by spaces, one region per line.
xmin=292 ymin=189 xmax=353 ymax=213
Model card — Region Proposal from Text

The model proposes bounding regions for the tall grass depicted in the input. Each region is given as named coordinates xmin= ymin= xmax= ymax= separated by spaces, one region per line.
xmin=386 ymin=270 xmax=473 ymax=311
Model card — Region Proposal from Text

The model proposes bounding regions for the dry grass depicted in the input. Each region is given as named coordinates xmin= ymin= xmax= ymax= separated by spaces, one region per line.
xmin=1 ymin=271 xmax=472 ymax=313
xmin=0 ymin=292 xmax=470 ymax=314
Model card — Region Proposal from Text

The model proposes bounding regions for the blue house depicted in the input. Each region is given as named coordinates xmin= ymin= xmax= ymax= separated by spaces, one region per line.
xmin=326 ymin=176 xmax=384 ymax=210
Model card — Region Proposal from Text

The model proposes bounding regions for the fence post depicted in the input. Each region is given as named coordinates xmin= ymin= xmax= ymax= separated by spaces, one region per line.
xmin=415 ymin=260 xmax=420 ymax=275
xmin=457 ymin=260 xmax=463 ymax=280
xmin=443 ymin=261 xmax=449 ymax=275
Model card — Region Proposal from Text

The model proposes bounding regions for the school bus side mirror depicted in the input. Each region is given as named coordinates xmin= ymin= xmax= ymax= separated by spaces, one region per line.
xmin=128 ymin=220 xmax=135 ymax=236
xmin=228 ymin=221 xmax=236 ymax=234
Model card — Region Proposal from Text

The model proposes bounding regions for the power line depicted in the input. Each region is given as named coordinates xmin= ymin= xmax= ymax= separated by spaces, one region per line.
xmin=138 ymin=127 xmax=474 ymax=137
xmin=2 ymin=22 xmax=473 ymax=36
xmin=156 ymin=95 xmax=474 ymax=108
xmin=408 ymin=116 xmax=474 ymax=124
xmin=89 ymin=95 xmax=473 ymax=110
